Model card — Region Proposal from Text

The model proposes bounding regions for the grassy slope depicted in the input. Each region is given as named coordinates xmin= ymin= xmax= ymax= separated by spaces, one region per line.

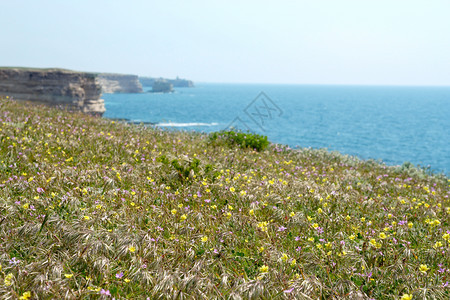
xmin=0 ymin=98 xmax=449 ymax=299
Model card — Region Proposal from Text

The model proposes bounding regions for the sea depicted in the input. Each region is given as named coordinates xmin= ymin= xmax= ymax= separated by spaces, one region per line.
xmin=103 ymin=83 xmax=450 ymax=176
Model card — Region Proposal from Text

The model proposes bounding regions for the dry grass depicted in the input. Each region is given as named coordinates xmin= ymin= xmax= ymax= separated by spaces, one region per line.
xmin=0 ymin=97 xmax=449 ymax=299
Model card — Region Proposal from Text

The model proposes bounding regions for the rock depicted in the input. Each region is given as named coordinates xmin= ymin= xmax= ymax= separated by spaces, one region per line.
xmin=170 ymin=76 xmax=194 ymax=87
xmin=140 ymin=76 xmax=194 ymax=88
xmin=97 ymin=73 xmax=143 ymax=93
xmin=151 ymin=80 xmax=173 ymax=93
xmin=0 ymin=67 xmax=105 ymax=116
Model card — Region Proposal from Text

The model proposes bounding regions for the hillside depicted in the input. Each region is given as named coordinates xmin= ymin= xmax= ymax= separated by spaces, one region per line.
xmin=0 ymin=97 xmax=448 ymax=299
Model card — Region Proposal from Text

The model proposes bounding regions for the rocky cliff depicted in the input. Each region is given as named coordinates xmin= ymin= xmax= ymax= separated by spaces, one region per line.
xmin=97 ymin=73 xmax=143 ymax=93
xmin=139 ymin=76 xmax=194 ymax=88
xmin=151 ymin=80 xmax=174 ymax=93
xmin=0 ymin=68 xmax=105 ymax=116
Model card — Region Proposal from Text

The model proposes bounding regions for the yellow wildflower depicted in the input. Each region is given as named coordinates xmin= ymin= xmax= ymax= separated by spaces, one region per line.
xmin=19 ymin=291 xmax=31 ymax=300
xmin=419 ymin=264 xmax=429 ymax=273
xmin=201 ymin=236 xmax=208 ymax=243
xmin=259 ymin=265 xmax=269 ymax=273
xmin=4 ymin=273 xmax=13 ymax=286
xmin=434 ymin=241 xmax=443 ymax=249
xmin=400 ymin=294 xmax=413 ymax=300
xmin=64 ymin=274 xmax=73 ymax=278
xmin=379 ymin=232 xmax=387 ymax=239
xmin=257 ymin=221 xmax=268 ymax=232
xmin=128 ymin=246 xmax=136 ymax=253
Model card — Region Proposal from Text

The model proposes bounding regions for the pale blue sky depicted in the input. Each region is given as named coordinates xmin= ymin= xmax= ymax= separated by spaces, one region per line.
xmin=1 ymin=0 xmax=449 ymax=85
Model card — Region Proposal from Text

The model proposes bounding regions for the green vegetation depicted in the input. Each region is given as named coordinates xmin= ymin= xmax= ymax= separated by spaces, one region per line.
xmin=210 ymin=130 xmax=270 ymax=152
xmin=0 ymin=97 xmax=449 ymax=299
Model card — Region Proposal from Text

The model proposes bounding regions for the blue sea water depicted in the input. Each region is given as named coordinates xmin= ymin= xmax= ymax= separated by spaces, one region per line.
xmin=103 ymin=83 xmax=450 ymax=175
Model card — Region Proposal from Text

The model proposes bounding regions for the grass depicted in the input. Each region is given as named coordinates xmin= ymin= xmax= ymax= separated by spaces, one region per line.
xmin=0 ymin=96 xmax=449 ymax=299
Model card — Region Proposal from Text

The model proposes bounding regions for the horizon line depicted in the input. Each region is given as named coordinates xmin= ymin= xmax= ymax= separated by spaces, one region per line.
xmin=192 ymin=81 xmax=450 ymax=88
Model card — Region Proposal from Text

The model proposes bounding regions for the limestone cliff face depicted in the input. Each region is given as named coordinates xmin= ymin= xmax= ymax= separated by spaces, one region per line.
xmin=97 ymin=73 xmax=143 ymax=93
xmin=0 ymin=68 xmax=105 ymax=116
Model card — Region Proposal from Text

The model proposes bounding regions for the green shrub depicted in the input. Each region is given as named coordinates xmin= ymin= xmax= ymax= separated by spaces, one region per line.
xmin=209 ymin=130 xmax=270 ymax=151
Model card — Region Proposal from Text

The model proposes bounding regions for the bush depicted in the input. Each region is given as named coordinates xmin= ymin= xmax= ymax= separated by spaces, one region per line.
xmin=209 ymin=130 xmax=270 ymax=151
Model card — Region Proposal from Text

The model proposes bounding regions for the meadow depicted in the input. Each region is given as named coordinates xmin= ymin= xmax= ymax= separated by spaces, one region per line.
xmin=0 ymin=97 xmax=449 ymax=299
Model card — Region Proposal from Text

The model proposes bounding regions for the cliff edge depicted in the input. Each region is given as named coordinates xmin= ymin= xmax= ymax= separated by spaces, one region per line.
xmin=0 ymin=67 xmax=105 ymax=116
xmin=97 ymin=73 xmax=143 ymax=93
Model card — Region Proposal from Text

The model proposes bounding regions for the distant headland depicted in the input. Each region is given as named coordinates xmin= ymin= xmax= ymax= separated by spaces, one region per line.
xmin=139 ymin=76 xmax=194 ymax=88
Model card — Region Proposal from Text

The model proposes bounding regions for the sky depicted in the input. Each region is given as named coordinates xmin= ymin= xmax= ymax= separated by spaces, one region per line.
xmin=1 ymin=0 xmax=449 ymax=85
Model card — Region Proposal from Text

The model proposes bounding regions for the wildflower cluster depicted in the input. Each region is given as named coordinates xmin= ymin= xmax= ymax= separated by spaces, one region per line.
xmin=0 ymin=98 xmax=449 ymax=299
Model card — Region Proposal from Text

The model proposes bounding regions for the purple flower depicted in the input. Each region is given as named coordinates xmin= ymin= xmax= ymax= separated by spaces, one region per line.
xmin=37 ymin=187 xmax=44 ymax=193
xmin=283 ymin=287 xmax=294 ymax=293
xmin=278 ymin=226 xmax=287 ymax=232
xmin=295 ymin=236 xmax=301 ymax=241
xmin=100 ymin=289 xmax=111 ymax=296
xmin=115 ymin=272 xmax=124 ymax=279
xmin=9 ymin=257 xmax=20 ymax=266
